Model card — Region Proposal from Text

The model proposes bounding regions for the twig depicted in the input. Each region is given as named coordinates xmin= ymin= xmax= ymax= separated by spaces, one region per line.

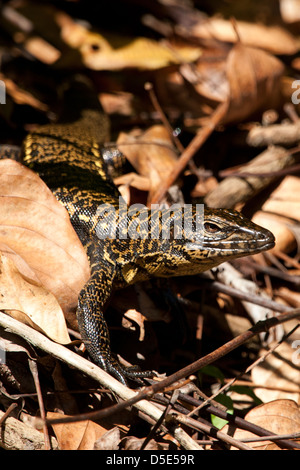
xmin=242 ymin=432 xmax=300 ymax=443
xmin=0 ymin=403 xmax=18 ymax=426
xmin=201 ymin=279 xmax=294 ymax=312
xmin=178 ymin=394 xmax=300 ymax=450
xmin=168 ymin=412 xmax=253 ymax=450
xmin=0 ymin=311 xmax=201 ymax=450
xmin=28 ymin=358 xmax=51 ymax=450
xmin=144 ymin=82 xmax=185 ymax=154
xmin=150 ymin=101 xmax=228 ymax=204
xmin=1 ymin=308 xmax=299 ymax=449
xmin=44 ymin=308 xmax=300 ymax=424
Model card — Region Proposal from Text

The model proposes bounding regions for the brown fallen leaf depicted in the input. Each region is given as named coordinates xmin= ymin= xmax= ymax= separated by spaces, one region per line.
xmin=252 ymin=175 xmax=300 ymax=253
xmin=0 ymin=253 xmax=70 ymax=344
xmin=47 ymin=412 xmax=108 ymax=450
xmin=117 ymin=125 xmax=179 ymax=203
xmin=222 ymin=399 xmax=300 ymax=450
xmin=123 ymin=309 xmax=147 ymax=342
xmin=224 ymin=41 xmax=284 ymax=124
xmin=158 ymin=36 xmax=284 ymax=128
xmin=0 ymin=160 xmax=90 ymax=337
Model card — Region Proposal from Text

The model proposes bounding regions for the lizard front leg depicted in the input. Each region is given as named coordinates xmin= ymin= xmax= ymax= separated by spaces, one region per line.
xmin=77 ymin=264 xmax=152 ymax=385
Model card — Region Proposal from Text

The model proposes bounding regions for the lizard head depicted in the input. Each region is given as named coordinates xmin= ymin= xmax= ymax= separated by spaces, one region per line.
xmin=120 ymin=207 xmax=275 ymax=281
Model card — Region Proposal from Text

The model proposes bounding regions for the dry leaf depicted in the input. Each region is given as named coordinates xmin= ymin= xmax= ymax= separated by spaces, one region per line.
xmin=251 ymin=342 xmax=300 ymax=403
xmin=224 ymin=42 xmax=284 ymax=124
xmin=0 ymin=160 xmax=90 ymax=335
xmin=0 ymin=253 xmax=70 ymax=344
xmin=94 ymin=427 xmax=120 ymax=450
xmin=123 ymin=309 xmax=146 ymax=341
xmin=117 ymin=125 xmax=178 ymax=201
xmin=222 ymin=399 xmax=300 ymax=449
xmin=158 ymin=40 xmax=284 ymax=126
xmin=0 ymin=73 xmax=48 ymax=111
xmin=189 ymin=17 xmax=298 ymax=55
xmin=252 ymin=175 xmax=300 ymax=253
xmin=252 ymin=212 xmax=296 ymax=254
xmin=47 ymin=412 xmax=108 ymax=450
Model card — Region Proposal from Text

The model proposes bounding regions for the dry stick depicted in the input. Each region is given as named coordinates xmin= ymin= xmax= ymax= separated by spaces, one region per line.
xmin=1 ymin=309 xmax=299 ymax=447
xmin=0 ymin=311 xmax=200 ymax=450
xmin=45 ymin=308 xmax=300 ymax=427
xmin=178 ymin=394 xmax=300 ymax=450
xmin=150 ymin=101 xmax=228 ymax=204
xmin=167 ymin=413 xmax=253 ymax=450
xmin=242 ymin=258 xmax=300 ymax=286
xmin=201 ymin=279 xmax=293 ymax=313
xmin=219 ymin=162 xmax=300 ymax=179
xmin=0 ymin=403 xmax=18 ymax=427
xmin=145 ymin=82 xmax=185 ymax=154
xmin=188 ymin=323 xmax=300 ymax=416
xmin=28 ymin=358 xmax=51 ymax=450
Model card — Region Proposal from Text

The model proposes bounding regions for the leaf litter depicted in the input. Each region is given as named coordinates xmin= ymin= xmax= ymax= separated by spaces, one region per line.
xmin=0 ymin=0 xmax=299 ymax=451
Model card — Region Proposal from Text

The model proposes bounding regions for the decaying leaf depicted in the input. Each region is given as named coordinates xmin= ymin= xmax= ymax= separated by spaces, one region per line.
xmin=0 ymin=159 xmax=90 ymax=339
xmin=222 ymin=399 xmax=300 ymax=450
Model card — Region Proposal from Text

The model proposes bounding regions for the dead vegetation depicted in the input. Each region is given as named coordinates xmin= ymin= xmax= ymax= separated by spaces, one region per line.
xmin=0 ymin=0 xmax=299 ymax=451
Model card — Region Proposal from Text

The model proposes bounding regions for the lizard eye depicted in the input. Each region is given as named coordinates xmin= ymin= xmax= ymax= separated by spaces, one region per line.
xmin=204 ymin=222 xmax=221 ymax=233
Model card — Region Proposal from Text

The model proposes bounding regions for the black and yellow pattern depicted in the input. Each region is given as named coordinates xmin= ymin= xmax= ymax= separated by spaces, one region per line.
xmin=22 ymin=78 xmax=275 ymax=384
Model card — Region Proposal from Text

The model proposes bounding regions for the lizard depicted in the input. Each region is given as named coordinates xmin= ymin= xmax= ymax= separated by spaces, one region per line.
xmin=21 ymin=78 xmax=275 ymax=385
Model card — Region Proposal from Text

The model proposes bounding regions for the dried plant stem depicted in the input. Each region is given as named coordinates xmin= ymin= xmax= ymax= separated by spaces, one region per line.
xmin=150 ymin=101 xmax=228 ymax=204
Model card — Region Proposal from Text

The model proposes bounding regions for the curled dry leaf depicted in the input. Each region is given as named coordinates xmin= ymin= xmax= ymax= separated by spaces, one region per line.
xmin=221 ymin=399 xmax=300 ymax=450
xmin=0 ymin=160 xmax=90 ymax=341
xmin=123 ymin=309 xmax=146 ymax=342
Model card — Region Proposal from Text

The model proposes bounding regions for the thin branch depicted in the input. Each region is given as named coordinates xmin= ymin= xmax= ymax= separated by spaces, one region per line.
xmin=28 ymin=358 xmax=51 ymax=450
xmin=149 ymin=101 xmax=228 ymax=204
xmin=44 ymin=308 xmax=300 ymax=424
xmin=1 ymin=308 xmax=299 ymax=450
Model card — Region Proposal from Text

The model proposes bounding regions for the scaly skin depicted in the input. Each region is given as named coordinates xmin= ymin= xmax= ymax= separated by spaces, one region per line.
xmin=22 ymin=80 xmax=275 ymax=384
